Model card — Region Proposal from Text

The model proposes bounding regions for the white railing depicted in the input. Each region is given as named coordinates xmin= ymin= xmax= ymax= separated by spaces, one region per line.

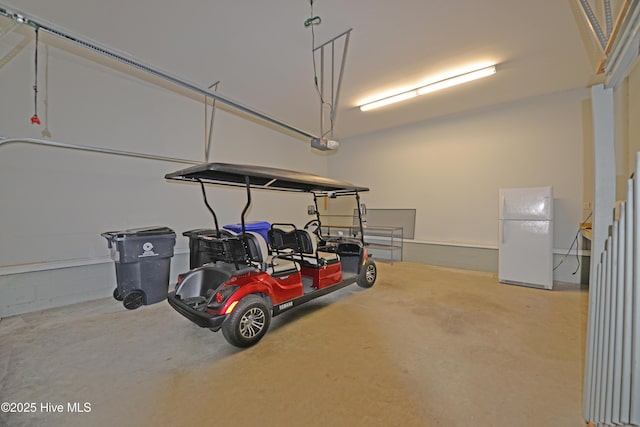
xmin=584 ymin=153 xmax=640 ymax=426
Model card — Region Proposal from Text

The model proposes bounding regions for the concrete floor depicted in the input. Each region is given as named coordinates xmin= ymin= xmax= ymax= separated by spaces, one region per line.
xmin=0 ymin=262 xmax=588 ymax=427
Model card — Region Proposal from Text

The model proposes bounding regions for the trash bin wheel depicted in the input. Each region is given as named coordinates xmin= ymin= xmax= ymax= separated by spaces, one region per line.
xmin=113 ymin=288 xmax=124 ymax=301
xmin=123 ymin=290 xmax=145 ymax=310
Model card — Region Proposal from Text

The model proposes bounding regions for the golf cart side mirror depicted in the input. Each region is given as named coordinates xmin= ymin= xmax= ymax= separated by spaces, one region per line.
xmin=308 ymin=205 xmax=316 ymax=215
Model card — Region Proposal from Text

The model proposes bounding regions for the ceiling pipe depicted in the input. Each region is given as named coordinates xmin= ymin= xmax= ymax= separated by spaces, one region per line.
xmin=0 ymin=4 xmax=318 ymax=141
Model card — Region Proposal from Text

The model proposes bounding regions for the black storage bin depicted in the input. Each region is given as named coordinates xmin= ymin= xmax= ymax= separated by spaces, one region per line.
xmin=102 ymin=226 xmax=176 ymax=310
xmin=182 ymin=228 xmax=234 ymax=269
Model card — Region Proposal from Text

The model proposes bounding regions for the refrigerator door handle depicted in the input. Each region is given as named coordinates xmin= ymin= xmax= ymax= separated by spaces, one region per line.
xmin=500 ymin=220 xmax=505 ymax=244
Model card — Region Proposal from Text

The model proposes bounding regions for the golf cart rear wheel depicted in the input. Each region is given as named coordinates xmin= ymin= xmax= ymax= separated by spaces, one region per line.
xmin=222 ymin=295 xmax=271 ymax=348
xmin=357 ymin=258 xmax=377 ymax=288
xmin=123 ymin=290 xmax=144 ymax=310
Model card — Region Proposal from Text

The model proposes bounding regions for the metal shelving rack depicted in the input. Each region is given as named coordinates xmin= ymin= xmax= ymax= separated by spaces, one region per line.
xmin=361 ymin=225 xmax=403 ymax=264
xmin=320 ymin=221 xmax=403 ymax=264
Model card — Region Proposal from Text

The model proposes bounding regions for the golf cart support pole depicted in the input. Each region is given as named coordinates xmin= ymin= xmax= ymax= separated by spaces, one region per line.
xmin=313 ymin=193 xmax=322 ymax=228
xmin=198 ymin=179 xmax=220 ymax=235
xmin=241 ymin=175 xmax=252 ymax=235
xmin=355 ymin=192 xmax=365 ymax=245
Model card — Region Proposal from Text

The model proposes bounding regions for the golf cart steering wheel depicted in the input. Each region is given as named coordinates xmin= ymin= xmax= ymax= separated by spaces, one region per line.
xmin=304 ymin=219 xmax=322 ymax=238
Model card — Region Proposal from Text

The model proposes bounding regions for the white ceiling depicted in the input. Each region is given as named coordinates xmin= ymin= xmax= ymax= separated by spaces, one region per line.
xmin=3 ymin=0 xmax=612 ymax=140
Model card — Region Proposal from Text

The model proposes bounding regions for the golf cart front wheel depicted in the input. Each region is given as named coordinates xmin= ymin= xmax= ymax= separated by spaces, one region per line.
xmin=222 ymin=295 xmax=271 ymax=348
xmin=357 ymin=258 xmax=377 ymax=288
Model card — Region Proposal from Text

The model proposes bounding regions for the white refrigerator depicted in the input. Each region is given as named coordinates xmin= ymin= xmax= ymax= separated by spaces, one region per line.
xmin=498 ymin=186 xmax=553 ymax=290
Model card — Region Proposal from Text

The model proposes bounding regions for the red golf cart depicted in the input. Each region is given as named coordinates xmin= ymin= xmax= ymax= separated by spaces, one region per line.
xmin=165 ymin=163 xmax=377 ymax=347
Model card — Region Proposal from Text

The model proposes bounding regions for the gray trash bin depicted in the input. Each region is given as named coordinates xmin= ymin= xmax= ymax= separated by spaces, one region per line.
xmin=102 ymin=226 xmax=176 ymax=310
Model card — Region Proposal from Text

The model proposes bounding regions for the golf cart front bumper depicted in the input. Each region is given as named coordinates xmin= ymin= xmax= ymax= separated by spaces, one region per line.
xmin=167 ymin=291 xmax=226 ymax=331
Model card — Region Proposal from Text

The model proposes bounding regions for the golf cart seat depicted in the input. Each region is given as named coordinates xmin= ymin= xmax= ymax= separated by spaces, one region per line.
xmin=244 ymin=232 xmax=298 ymax=277
xmin=298 ymin=229 xmax=340 ymax=266
xmin=268 ymin=227 xmax=339 ymax=267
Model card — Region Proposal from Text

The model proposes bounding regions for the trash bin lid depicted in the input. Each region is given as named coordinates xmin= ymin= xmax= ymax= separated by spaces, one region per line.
xmin=102 ymin=226 xmax=175 ymax=239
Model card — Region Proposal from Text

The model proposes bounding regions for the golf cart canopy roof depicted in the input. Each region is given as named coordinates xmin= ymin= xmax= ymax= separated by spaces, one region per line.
xmin=165 ymin=163 xmax=369 ymax=195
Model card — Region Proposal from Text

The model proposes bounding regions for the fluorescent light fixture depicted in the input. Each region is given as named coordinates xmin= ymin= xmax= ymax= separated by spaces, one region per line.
xmin=359 ymin=65 xmax=496 ymax=112
xmin=359 ymin=91 xmax=418 ymax=112
xmin=417 ymin=66 xmax=496 ymax=95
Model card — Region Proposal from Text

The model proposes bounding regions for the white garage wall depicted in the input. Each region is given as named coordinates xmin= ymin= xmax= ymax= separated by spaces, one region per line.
xmin=329 ymin=88 xmax=590 ymax=283
xmin=0 ymin=26 xmax=326 ymax=316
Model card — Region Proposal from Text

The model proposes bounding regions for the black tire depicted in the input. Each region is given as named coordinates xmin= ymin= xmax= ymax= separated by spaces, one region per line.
xmin=123 ymin=290 xmax=145 ymax=310
xmin=357 ymin=258 xmax=377 ymax=288
xmin=113 ymin=288 xmax=123 ymax=301
xmin=221 ymin=295 xmax=271 ymax=348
